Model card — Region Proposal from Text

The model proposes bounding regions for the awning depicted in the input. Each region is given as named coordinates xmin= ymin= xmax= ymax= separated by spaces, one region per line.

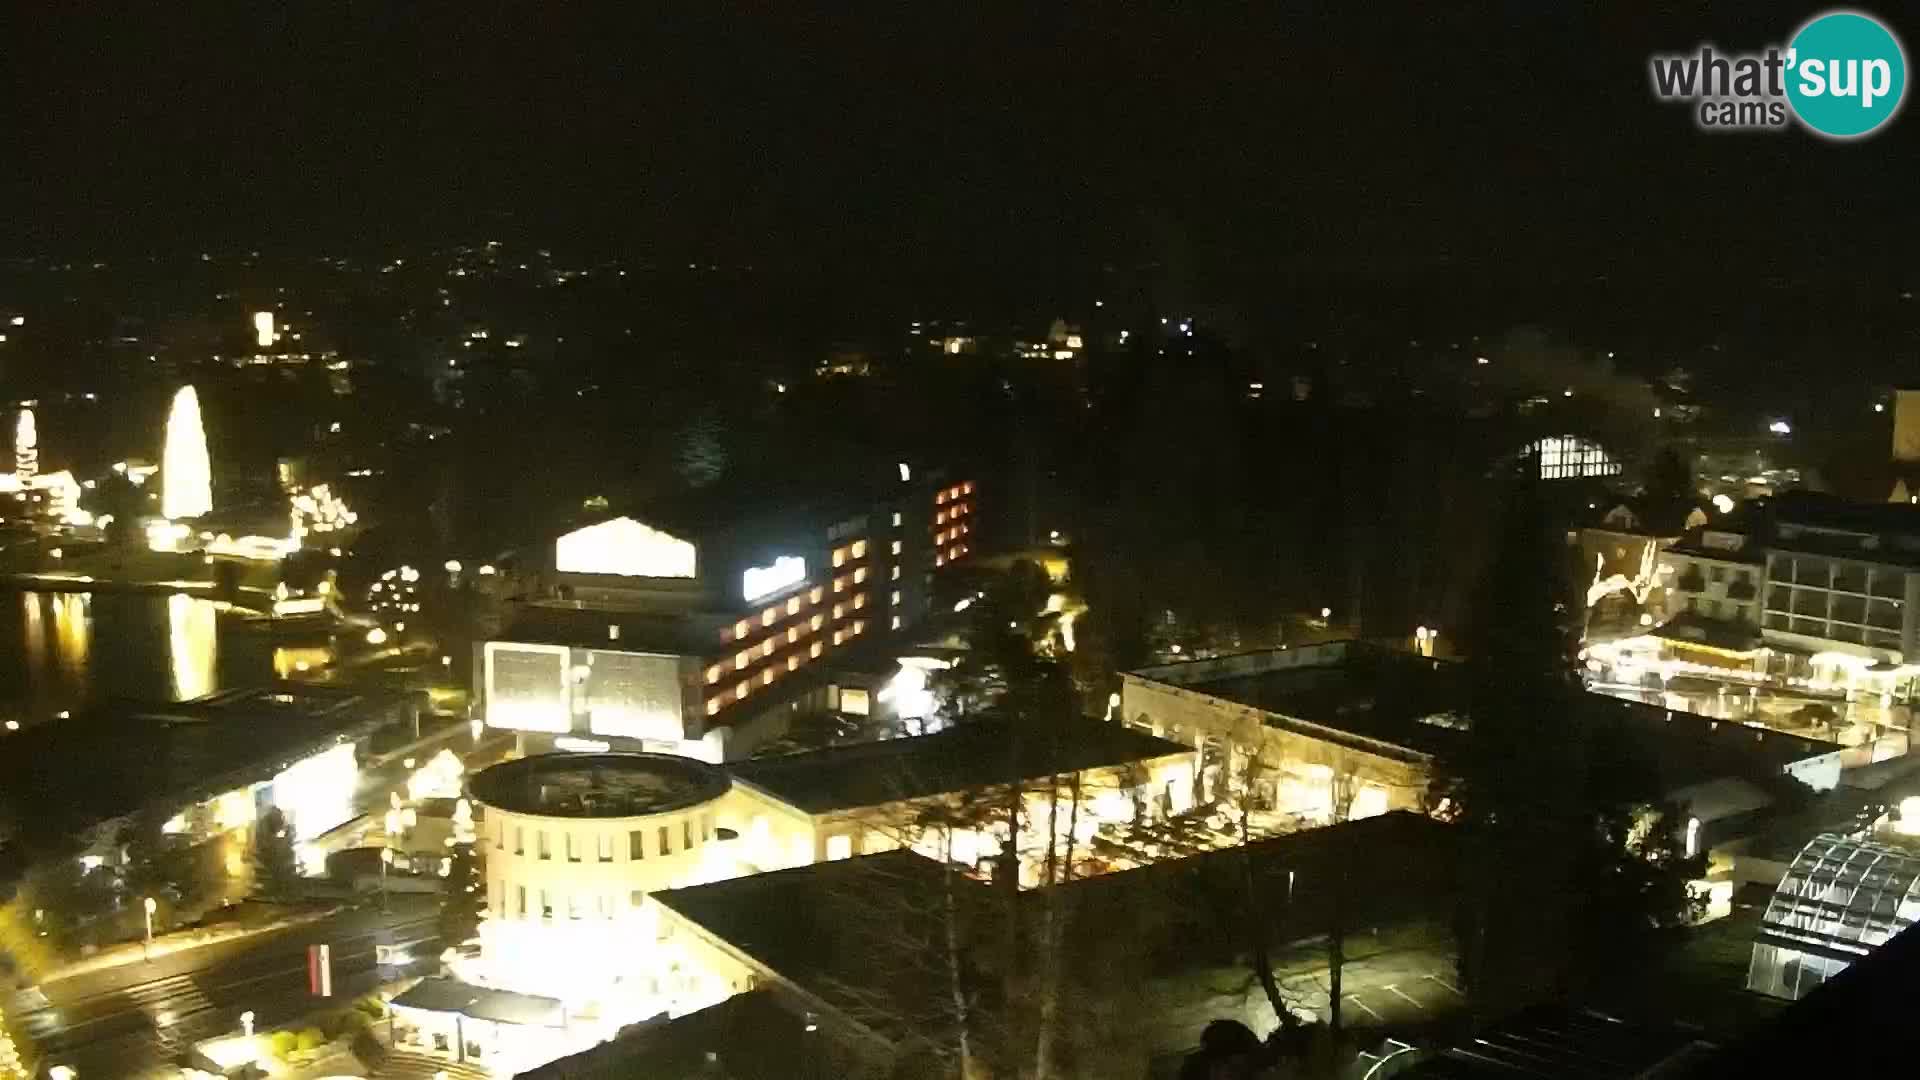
xmin=390 ymin=976 xmax=566 ymax=1028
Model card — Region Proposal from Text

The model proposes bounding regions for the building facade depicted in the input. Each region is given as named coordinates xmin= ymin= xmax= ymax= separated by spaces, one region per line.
xmin=476 ymin=472 xmax=979 ymax=759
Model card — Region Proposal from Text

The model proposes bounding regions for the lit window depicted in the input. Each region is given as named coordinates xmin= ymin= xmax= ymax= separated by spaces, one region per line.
xmin=736 ymin=680 xmax=750 ymax=698
xmin=734 ymin=619 xmax=750 ymax=638
xmin=833 ymin=577 xmax=846 ymax=594
xmin=787 ymin=627 xmax=799 ymax=643
xmin=810 ymin=641 xmax=823 ymax=658
xmin=810 ymin=586 xmax=824 ymax=603
xmin=833 ymin=630 xmax=845 ymax=646
xmin=854 ymin=594 xmax=867 ymax=609
xmin=853 ymin=620 xmax=866 ymax=635
xmin=892 ymin=615 xmax=902 ymax=630
xmin=787 ymin=656 xmax=799 ymax=671
xmin=787 ymin=596 xmax=802 ymax=616
xmin=891 ymin=565 xmax=900 ymax=580
xmin=762 ymin=669 xmax=774 ymax=685
xmin=833 ymin=603 xmax=846 ymax=619
xmin=706 ymin=700 xmax=720 ymax=716
xmin=736 ymin=651 xmax=750 ymax=670
xmin=936 ymin=511 xmax=948 ymax=524
xmin=936 ymin=491 xmax=948 ymax=505
xmin=811 ymin=614 xmax=824 ymax=630
xmin=964 ymin=482 xmax=974 ymax=494
xmin=763 ymin=608 xmax=776 ymax=627
xmin=892 ymin=590 xmax=901 ymax=605
xmin=832 ymin=547 xmax=847 ymax=567
xmin=936 ymin=555 xmax=946 ymax=567
xmin=851 ymin=540 xmax=868 ymax=559
xmin=854 ymin=567 xmax=868 ymax=584
xmin=842 ymin=688 xmax=871 ymax=715
xmin=706 ymin=665 xmax=721 ymax=684
xmin=892 ymin=512 xmax=903 ymax=527
xmin=826 ymin=834 xmax=853 ymax=861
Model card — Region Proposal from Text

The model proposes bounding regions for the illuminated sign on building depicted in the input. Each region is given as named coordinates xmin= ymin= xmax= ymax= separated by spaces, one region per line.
xmin=555 ymin=517 xmax=697 ymax=579
xmin=742 ymin=555 xmax=807 ymax=603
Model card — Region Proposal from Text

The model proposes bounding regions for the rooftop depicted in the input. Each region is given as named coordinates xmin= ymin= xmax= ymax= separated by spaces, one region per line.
xmin=729 ymin=718 xmax=1192 ymax=815
xmin=389 ymin=976 xmax=565 ymax=1028
xmin=1128 ymin=642 xmax=1840 ymax=791
xmin=0 ymin=682 xmax=421 ymax=857
xmin=469 ymin=751 xmax=731 ymax=818
xmin=516 ymin=990 xmax=844 ymax=1080
xmin=494 ymin=602 xmax=718 ymax=655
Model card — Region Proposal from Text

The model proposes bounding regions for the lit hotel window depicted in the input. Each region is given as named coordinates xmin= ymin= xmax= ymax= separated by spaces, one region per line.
xmin=810 ymin=642 xmax=823 ymax=658
xmin=852 ymin=539 xmax=868 ymax=558
xmin=936 ymin=510 xmax=948 ymax=524
xmin=936 ymin=491 xmax=948 ymax=505
xmin=706 ymin=700 xmax=720 ymax=716
xmin=891 ymin=539 xmax=902 ymax=555
xmin=810 ymin=614 xmax=824 ymax=630
xmin=891 ymin=615 xmax=902 ymax=630
xmin=833 ymin=577 xmax=846 ymax=594
xmin=854 ymin=567 xmax=867 ymax=584
xmin=787 ymin=627 xmax=799 ymax=644
xmin=763 ymin=608 xmax=777 ymax=627
xmin=936 ymin=555 xmax=946 ymax=567
xmin=892 ymin=591 xmax=901 ymax=605
xmin=735 ymin=619 xmax=750 ymax=638
xmin=787 ymin=596 xmax=802 ymax=616
xmin=736 ymin=680 xmax=750 ymax=698
xmin=832 ymin=547 xmax=847 ymax=567
xmin=853 ymin=620 xmax=866 ymax=635
xmin=762 ymin=669 xmax=774 ymax=686
xmin=892 ymin=512 xmax=903 ymax=527
xmin=810 ymin=586 xmax=824 ymax=604
xmin=787 ymin=656 xmax=799 ymax=672
xmin=736 ymin=651 xmax=749 ymax=670
xmin=854 ymin=594 xmax=867 ymax=609
xmin=964 ymin=482 xmax=974 ymax=494
xmin=891 ymin=565 xmax=900 ymax=580
xmin=833 ymin=630 xmax=845 ymax=646
xmin=833 ymin=603 xmax=846 ymax=619
xmin=706 ymin=665 xmax=721 ymax=684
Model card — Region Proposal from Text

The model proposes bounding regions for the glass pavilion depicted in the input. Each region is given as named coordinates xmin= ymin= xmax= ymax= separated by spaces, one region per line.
xmin=1747 ymin=833 xmax=1920 ymax=1000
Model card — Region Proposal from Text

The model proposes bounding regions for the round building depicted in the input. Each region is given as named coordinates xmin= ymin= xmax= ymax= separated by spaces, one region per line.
xmin=469 ymin=752 xmax=735 ymax=998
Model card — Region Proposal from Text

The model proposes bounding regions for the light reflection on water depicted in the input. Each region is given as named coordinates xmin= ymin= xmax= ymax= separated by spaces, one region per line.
xmin=0 ymin=590 xmax=274 ymax=725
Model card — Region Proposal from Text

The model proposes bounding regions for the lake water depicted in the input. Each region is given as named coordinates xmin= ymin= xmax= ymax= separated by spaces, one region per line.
xmin=0 ymin=590 xmax=276 ymax=729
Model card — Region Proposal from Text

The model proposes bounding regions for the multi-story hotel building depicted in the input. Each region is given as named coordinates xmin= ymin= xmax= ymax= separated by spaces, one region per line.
xmin=475 ymin=467 xmax=978 ymax=760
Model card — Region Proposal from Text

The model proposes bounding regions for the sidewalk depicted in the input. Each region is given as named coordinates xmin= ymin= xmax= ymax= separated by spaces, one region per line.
xmin=38 ymin=903 xmax=342 ymax=986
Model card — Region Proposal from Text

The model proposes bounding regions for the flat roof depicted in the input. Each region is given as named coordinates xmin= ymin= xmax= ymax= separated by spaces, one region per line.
xmin=1128 ymin=643 xmax=1840 ymax=790
xmin=653 ymin=850 xmax=991 ymax=1048
xmin=493 ymin=603 xmax=716 ymax=655
xmin=516 ymin=991 xmax=834 ymax=1080
xmin=390 ymin=976 xmax=565 ymax=1028
xmin=0 ymin=682 xmax=422 ymax=857
xmin=729 ymin=718 xmax=1191 ymax=815
xmin=470 ymin=751 xmax=731 ymax=818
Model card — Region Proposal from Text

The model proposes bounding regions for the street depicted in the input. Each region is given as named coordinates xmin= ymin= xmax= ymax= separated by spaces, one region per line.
xmin=11 ymin=896 xmax=440 ymax=1079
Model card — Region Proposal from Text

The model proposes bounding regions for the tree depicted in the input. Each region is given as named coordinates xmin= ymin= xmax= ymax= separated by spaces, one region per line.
xmin=439 ymin=834 xmax=486 ymax=948
xmin=250 ymin=808 xmax=301 ymax=901
xmin=1452 ymin=469 xmax=1703 ymax=1017
xmin=120 ymin=808 xmax=212 ymax=913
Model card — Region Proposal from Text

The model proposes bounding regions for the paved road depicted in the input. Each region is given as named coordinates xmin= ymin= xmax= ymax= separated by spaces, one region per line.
xmin=11 ymin=896 xmax=440 ymax=1078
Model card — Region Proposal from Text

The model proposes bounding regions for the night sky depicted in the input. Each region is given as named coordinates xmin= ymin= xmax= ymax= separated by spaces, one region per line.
xmin=5 ymin=6 xmax=1915 ymax=299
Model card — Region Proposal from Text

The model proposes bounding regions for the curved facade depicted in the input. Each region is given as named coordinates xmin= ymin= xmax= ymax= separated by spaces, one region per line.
xmin=471 ymin=753 xmax=739 ymax=998
xmin=1747 ymin=832 xmax=1920 ymax=1000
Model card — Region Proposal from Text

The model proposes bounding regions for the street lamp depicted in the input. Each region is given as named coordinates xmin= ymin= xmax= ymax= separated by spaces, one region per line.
xmin=142 ymin=896 xmax=157 ymax=960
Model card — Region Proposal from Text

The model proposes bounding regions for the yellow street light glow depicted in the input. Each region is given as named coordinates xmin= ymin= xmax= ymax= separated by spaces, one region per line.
xmin=366 ymin=626 xmax=389 ymax=645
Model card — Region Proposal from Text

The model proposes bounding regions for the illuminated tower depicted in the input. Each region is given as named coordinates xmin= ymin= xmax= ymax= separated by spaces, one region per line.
xmin=163 ymin=385 xmax=213 ymax=519
xmin=13 ymin=407 xmax=35 ymax=488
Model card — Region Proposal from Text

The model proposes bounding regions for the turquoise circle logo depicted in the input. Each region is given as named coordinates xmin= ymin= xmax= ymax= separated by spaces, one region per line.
xmin=1787 ymin=11 xmax=1907 ymax=138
